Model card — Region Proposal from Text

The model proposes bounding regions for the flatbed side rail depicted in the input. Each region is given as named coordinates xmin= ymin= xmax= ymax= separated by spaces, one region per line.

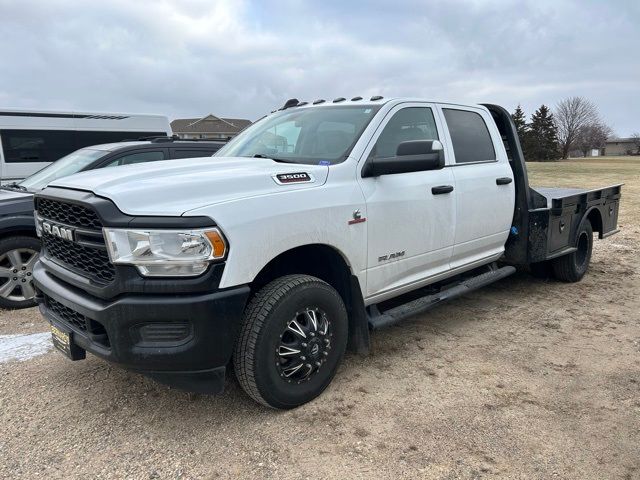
xmin=533 ymin=184 xmax=623 ymax=214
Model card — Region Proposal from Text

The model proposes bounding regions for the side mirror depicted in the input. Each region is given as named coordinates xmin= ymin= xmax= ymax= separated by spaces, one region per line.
xmin=362 ymin=140 xmax=444 ymax=177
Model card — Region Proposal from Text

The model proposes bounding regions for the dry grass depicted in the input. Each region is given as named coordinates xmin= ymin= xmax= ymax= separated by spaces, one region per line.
xmin=527 ymin=156 xmax=640 ymax=226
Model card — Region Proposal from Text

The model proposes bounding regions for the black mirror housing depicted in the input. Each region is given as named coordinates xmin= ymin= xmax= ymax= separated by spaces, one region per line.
xmin=362 ymin=140 xmax=444 ymax=177
xmin=396 ymin=140 xmax=441 ymax=157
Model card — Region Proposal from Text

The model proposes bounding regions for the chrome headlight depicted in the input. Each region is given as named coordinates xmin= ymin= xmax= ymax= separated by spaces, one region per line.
xmin=103 ymin=228 xmax=227 ymax=277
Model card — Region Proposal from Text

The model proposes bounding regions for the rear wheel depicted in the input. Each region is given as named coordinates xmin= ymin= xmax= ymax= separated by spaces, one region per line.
xmin=233 ymin=275 xmax=348 ymax=409
xmin=0 ymin=236 xmax=40 ymax=309
xmin=551 ymin=219 xmax=593 ymax=282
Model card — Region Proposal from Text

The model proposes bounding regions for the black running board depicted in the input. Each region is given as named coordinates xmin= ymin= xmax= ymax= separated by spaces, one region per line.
xmin=367 ymin=266 xmax=516 ymax=330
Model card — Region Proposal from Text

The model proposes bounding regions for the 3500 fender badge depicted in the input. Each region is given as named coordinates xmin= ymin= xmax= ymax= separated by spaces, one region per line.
xmin=273 ymin=172 xmax=314 ymax=184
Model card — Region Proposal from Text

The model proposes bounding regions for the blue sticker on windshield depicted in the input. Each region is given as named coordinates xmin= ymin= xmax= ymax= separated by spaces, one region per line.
xmin=318 ymin=160 xmax=331 ymax=166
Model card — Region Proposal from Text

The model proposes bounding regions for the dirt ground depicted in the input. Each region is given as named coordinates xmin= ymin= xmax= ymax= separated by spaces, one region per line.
xmin=1 ymin=157 xmax=638 ymax=479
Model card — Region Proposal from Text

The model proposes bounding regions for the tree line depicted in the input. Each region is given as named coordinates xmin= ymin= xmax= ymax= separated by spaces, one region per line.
xmin=511 ymin=97 xmax=613 ymax=161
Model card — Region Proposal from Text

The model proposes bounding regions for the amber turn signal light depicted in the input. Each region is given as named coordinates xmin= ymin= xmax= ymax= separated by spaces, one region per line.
xmin=205 ymin=230 xmax=227 ymax=258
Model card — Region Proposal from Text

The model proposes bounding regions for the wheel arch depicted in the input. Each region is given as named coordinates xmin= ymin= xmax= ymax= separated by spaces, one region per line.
xmin=0 ymin=227 xmax=38 ymax=241
xmin=585 ymin=206 xmax=603 ymax=239
xmin=251 ymin=243 xmax=370 ymax=354
xmin=0 ymin=216 xmax=38 ymax=242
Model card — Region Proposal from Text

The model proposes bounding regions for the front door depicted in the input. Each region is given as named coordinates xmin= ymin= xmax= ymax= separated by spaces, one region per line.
xmin=357 ymin=103 xmax=456 ymax=300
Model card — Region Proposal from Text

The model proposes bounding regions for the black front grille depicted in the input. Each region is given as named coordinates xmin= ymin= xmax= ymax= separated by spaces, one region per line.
xmin=45 ymin=295 xmax=88 ymax=331
xmin=42 ymin=234 xmax=115 ymax=283
xmin=37 ymin=198 xmax=116 ymax=284
xmin=38 ymin=198 xmax=102 ymax=230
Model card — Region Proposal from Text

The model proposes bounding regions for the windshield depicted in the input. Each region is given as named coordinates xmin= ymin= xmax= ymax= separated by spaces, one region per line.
xmin=215 ymin=105 xmax=381 ymax=165
xmin=18 ymin=148 xmax=106 ymax=191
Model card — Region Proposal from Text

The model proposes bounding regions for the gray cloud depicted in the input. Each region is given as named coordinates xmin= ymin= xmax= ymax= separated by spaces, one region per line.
xmin=0 ymin=0 xmax=638 ymax=134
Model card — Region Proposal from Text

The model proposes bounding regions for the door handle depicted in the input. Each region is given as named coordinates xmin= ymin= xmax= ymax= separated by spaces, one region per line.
xmin=431 ymin=185 xmax=454 ymax=195
xmin=496 ymin=177 xmax=513 ymax=185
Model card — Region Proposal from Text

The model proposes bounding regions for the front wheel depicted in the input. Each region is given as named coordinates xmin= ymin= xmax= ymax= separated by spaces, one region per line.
xmin=233 ymin=275 xmax=348 ymax=409
xmin=0 ymin=236 xmax=40 ymax=309
xmin=551 ymin=219 xmax=593 ymax=282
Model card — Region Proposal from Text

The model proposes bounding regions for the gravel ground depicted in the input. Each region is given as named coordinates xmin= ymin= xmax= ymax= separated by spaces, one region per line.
xmin=0 ymin=158 xmax=638 ymax=479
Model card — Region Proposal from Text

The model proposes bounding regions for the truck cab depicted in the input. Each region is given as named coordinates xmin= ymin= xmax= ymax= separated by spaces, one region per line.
xmin=32 ymin=97 xmax=621 ymax=409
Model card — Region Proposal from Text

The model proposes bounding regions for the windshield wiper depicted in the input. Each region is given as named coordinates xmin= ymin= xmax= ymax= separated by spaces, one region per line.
xmin=252 ymin=154 xmax=298 ymax=164
xmin=1 ymin=182 xmax=28 ymax=192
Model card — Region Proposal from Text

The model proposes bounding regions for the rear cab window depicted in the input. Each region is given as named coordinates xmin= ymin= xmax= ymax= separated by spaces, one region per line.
xmin=442 ymin=108 xmax=496 ymax=164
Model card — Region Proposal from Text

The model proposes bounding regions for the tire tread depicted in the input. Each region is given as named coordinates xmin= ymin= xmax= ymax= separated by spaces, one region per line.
xmin=551 ymin=220 xmax=593 ymax=283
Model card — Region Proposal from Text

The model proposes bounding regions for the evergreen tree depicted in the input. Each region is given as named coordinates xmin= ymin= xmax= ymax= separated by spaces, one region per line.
xmin=527 ymin=105 xmax=558 ymax=161
xmin=511 ymin=104 xmax=527 ymax=140
xmin=512 ymin=104 xmax=534 ymax=160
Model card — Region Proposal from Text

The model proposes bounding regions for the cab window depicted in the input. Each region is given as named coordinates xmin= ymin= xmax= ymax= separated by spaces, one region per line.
xmin=104 ymin=150 xmax=166 ymax=167
xmin=171 ymin=149 xmax=217 ymax=159
xmin=372 ymin=107 xmax=439 ymax=159
xmin=442 ymin=109 xmax=496 ymax=163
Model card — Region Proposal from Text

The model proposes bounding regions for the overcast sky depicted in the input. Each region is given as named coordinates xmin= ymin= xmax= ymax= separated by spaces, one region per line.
xmin=0 ymin=0 xmax=638 ymax=135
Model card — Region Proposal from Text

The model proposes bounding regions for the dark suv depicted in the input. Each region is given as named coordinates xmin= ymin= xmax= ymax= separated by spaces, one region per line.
xmin=0 ymin=137 xmax=224 ymax=309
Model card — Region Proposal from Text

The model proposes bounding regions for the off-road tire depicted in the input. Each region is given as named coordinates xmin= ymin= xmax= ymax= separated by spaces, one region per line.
xmin=551 ymin=219 xmax=593 ymax=282
xmin=233 ymin=275 xmax=348 ymax=409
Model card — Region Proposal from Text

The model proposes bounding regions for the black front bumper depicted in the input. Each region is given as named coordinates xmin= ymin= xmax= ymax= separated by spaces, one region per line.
xmin=34 ymin=261 xmax=250 ymax=394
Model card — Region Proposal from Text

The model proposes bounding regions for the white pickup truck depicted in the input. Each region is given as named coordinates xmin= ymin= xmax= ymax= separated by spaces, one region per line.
xmin=33 ymin=97 xmax=621 ymax=409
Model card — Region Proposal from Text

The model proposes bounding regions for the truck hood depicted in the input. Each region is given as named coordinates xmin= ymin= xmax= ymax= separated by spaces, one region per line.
xmin=48 ymin=156 xmax=329 ymax=216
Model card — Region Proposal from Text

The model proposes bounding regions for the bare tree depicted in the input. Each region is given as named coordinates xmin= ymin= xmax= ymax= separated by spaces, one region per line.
xmin=575 ymin=122 xmax=613 ymax=157
xmin=630 ymin=132 xmax=640 ymax=155
xmin=554 ymin=97 xmax=600 ymax=158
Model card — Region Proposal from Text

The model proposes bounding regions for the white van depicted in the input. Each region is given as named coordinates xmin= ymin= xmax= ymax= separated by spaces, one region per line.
xmin=0 ymin=109 xmax=171 ymax=182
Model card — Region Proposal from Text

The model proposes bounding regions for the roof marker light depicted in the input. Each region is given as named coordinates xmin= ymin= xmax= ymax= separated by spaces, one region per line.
xmin=313 ymin=99 xmax=326 ymax=105
xmin=333 ymin=97 xmax=346 ymax=103
xmin=351 ymin=96 xmax=363 ymax=101
xmin=370 ymin=95 xmax=384 ymax=101
xmin=281 ymin=98 xmax=300 ymax=110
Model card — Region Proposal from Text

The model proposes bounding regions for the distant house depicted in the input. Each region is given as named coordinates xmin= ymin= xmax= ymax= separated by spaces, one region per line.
xmin=604 ymin=137 xmax=639 ymax=156
xmin=171 ymin=114 xmax=252 ymax=140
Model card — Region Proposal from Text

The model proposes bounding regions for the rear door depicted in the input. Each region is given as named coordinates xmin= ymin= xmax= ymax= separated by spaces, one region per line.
xmin=438 ymin=106 xmax=514 ymax=269
xmin=358 ymin=103 xmax=457 ymax=301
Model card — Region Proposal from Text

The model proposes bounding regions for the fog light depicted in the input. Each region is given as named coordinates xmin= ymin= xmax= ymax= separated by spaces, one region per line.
xmin=134 ymin=322 xmax=192 ymax=347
